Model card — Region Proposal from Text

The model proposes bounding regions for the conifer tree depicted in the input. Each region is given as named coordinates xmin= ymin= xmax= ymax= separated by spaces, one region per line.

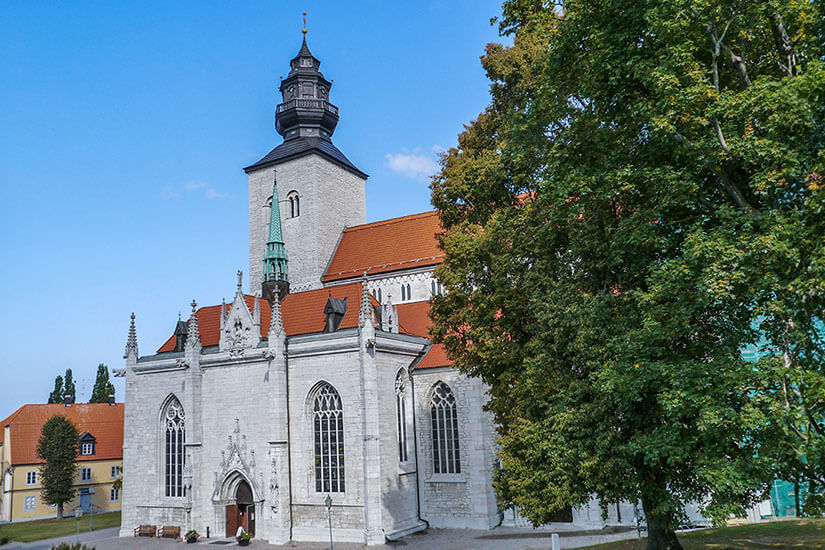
xmin=47 ymin=376 xmax=64 ymax=404
xmin=62 ymin=369 xmax=76 ymax=404
xmin=37 ymin=415 xmax=79 ymax=519
xmin=89 ymin=364 xmax=115 ymax=403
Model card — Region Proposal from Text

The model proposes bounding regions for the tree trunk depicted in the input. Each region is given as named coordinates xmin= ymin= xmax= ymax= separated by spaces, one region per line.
xmin=641 ymin=494 xmax=684 ymax=550
xmin=57 ymin=502 xmax=64 ymax=520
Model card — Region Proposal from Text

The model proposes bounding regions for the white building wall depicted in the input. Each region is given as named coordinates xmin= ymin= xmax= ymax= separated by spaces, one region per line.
xmin=412 ymin=368 xmax=500 ymax=529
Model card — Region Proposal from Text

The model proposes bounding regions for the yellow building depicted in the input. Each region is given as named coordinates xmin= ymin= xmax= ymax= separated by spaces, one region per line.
xmin=1 ymin=402 xmax=123 ymax=522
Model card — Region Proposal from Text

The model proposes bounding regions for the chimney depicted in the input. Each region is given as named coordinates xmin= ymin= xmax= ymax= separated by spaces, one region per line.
xmin=63 ymin=395 xmax=72 ymax=407
xmin=108 ymin=395 xmax=115 ymax=406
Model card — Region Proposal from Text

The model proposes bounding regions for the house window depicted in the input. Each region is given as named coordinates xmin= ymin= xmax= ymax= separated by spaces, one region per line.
xmin=288 ymin=191 xmax=300 ymax=218
xmin=313 ymin=383 xmax=345 ymax=493
xmin=81 ymin=467 xmax=92 ymax=482
xmin=163 ymin=397 xmax=185 ymax=497
xmin=110 ymin=487 xmax=120 ymax=502
xmin=26 ymin=471 xmax=37 ymax=485
xmin=24 ymin=496 xmax=36 ymax=510
xmin=111 ymin=465 xmax=121 ymax=479
xmin=80 ymin=442 xmax=95 ymax=455
xmin=431 ymin=382 xmax=461 ymax=474
xmin=431 ymin=280 xmax=444 ymax=296
xmin=395 ymin=374 xmax=408 ymax=462
xmin=400 ymin=283 xmax=412 ymax=302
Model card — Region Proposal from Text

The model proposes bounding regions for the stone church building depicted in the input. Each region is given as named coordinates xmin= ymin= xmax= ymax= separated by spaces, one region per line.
xmin=118 ymin=36 xmax=503 ymax=544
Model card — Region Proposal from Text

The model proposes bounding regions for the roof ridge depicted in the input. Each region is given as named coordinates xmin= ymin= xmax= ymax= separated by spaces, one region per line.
xmin=344 ymin=210 xmax=439 ymax=233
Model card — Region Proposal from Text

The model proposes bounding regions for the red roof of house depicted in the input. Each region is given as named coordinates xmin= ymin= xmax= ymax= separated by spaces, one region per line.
xmin=157 ymin=283 xmax=379 ymax=352
xmin=1 ymin=403 xmax=124 ymax=465
xmin=322 ymin=211 xmax=444 ymax=282
xmin=396 ymin=301 xmax=451 ymax=369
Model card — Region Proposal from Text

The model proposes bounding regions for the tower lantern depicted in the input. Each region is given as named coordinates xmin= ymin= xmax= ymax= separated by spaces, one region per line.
xmin=275 ymin=33 xmax=339 ymax=142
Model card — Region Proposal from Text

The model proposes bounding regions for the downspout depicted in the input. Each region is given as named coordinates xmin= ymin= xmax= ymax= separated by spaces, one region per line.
xmin=8 ymin=466 xmax=13 ymax=522
xmin=408 ymin=342 xmax=432 ymax=530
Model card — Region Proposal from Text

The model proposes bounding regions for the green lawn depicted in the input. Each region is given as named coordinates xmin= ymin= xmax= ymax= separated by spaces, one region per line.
xmin=0 ymin=511 xmax=121 ymax=543
xmin=583 ymin=519 xmax=825 ymax=549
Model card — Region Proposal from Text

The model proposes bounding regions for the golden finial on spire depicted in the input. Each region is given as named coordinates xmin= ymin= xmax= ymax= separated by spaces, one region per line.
xmin=302 ymin=12 xmax=307 ymax=34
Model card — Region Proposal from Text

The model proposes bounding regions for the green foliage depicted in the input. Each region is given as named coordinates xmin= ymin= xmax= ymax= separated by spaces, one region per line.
xmin=89 ymin=364 xmax=115 ymax=403
xmin=431 ymin=0 xmax=824 ymax=548
xmin=62 ymin=369 xmax=75 ymax=404
xmin=50 ymin=544 xmax=95 ymax=550
xmin=48 ymin=376 xmax=64 ymax=404
xmin=37 ymin=415 xmax=79 ymax=519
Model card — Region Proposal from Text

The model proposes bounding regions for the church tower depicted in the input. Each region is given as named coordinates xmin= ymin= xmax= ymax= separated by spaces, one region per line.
xmin=245 ymin=31 xmax=367 ymax=293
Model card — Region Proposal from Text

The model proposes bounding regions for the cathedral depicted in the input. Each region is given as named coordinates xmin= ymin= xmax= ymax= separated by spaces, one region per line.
xmin=118 ymin=35 xmax=503 ymax=544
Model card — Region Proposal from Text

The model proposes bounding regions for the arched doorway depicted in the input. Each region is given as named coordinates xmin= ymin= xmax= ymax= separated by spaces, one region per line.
xmin=225 ymin=479 xmax=255 ymax=537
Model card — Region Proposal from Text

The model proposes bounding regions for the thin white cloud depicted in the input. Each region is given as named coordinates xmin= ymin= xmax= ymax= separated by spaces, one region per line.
xmin=385 ymin=151 xmax=439 ymax=181
xmin=161 ymin=180 xmax=229 ymax=200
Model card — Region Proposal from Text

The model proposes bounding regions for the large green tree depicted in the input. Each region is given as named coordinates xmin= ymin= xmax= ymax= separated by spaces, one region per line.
xmin=89 ymin=363 xmax=115 ymax=403
xmin=430 ymin=1 xmax=824 ymax=548
xmin=37 ymin=415 xmax=79 ymax=520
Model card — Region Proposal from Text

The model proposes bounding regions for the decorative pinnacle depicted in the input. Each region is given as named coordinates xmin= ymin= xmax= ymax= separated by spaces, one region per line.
xmin=124 ymin=312 xmax=138 ymax=358
xmin=236 ymin=270 xmax=243 ymax=294
xmin=302 ymin=12 xmax=307 ymax=34
xmin=186 ymin=300 xmax=200 ymax=349
xmin=270 ymin=295 xmax=283 ymax=337
xmin=359 ymin=273 xmax=372 ymax=327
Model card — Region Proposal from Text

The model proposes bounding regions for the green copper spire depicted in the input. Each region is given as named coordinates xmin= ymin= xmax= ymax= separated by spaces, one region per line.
xmin=262 ymin=174 xmax=290 ymax=302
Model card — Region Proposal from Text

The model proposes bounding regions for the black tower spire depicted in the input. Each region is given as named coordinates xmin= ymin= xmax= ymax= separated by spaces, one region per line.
xmin=275 ymin=34 xmax=339 ymax=142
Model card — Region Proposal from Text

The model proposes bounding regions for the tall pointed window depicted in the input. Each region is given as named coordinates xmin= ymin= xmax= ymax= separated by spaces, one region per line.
xmin=431 ymin=383 xmax=460 ymax=474
xmin=313 ymin=384 xmax=345 ymax=493
xmin=395 ymin=373 xmax=408 ymax=462
xmin=288 ymin=191 xmax=300 ymax=218
xmin=163 ymin=397 xmax=185 ymax=497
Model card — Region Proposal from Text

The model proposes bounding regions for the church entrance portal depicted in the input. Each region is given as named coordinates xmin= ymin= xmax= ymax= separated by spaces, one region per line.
xmin=225 ymin=479 xmax=255 ymax=538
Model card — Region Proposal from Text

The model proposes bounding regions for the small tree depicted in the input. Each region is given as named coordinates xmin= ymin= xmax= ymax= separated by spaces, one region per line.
xmin=37 ymin=415 xmax=79 ymax=519
xmin=48 ymin=376 xmax=64 ymax=404
xmin=89 ymin=364 xmax=115 ymax=403
xmin=63 ymin=369 xmax=76 ymax=404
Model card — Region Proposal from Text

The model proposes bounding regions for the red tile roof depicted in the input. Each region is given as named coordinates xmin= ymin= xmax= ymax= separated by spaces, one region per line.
xmin=323 ymin=211 xmax=444 ymax=282
xmin=1 ymin=403 xmax=124 ymax=465
xmin=157 ymin=283 xmax=379 ymax=352
xmin=396 ymin=301 xmax=452 ymax=369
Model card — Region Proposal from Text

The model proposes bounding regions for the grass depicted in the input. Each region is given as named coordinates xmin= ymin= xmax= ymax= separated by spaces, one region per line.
xmin=0 ymin=511 xmax=121 ymax=543
xmin=582 ymin=519 xmax=825 ymax=549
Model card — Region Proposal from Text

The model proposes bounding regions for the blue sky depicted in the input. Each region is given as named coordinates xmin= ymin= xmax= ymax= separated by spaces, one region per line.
xmin=0 ymin=1 xmax=506 ymax=418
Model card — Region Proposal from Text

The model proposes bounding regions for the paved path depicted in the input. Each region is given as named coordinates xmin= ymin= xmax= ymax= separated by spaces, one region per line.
xmin=3 ymin=526 xmax=639 ymax=550
xmin=3 ymin=527 xmax=121 ymax=550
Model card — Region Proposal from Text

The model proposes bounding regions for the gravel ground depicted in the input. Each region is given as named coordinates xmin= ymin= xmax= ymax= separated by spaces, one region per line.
xmin=3 ymin=525 xmax=640 ymax=550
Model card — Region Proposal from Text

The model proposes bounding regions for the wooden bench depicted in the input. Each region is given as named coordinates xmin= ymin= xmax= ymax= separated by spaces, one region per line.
xmin=158 ymin=525 xmax=181 ymax=540
xmin=134 ymin=524 xmax=157 ymax=537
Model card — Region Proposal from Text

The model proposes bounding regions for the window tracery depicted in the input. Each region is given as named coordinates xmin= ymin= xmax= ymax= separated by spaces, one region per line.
xmin=431 ymin=382 xmax=460 ymax=474
xmin=313 ymin=384 xmax=344 ymax=493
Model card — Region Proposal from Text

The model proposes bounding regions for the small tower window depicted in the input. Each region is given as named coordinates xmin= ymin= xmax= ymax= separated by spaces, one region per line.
xmin=288 ymin=191 xmax=300 ymax=218
xmin=371 ymin=288 xmax=382 ymax=303
xmin=400 ymin=283 xmax=412 ymax=302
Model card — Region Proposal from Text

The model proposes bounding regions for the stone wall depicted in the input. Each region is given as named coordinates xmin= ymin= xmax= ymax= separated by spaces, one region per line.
xmin=412 ymin=368 xmax=501 ymax=529
xmin=248 ymin=155 xmax=366 ymax=293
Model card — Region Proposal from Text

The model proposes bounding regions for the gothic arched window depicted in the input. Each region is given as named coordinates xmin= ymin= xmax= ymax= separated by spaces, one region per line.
xmin=313 ymin=383 xmax=344 ymax=493
xmin=431 ymin=382 xmax=460 ymax=474
xmin=395 ymin=373 xmax=408 ymax=462
xmin=288 ymin=191 xmax=300 ymax=218
xmin=163 ymin=397 xmax=185 ymax=497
